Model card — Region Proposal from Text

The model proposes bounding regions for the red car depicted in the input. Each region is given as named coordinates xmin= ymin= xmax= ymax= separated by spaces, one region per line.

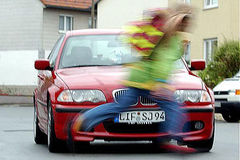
xmin=33 ymin=29 xmax=215 ymax=153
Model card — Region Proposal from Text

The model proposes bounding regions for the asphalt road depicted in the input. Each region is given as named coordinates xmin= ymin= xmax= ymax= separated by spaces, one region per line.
xmin=0 ymin=106 xmax=239 ymax=160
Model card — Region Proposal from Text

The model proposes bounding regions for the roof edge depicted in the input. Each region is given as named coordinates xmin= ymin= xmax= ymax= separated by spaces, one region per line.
xmin=89 ymin=0 xmax=101 ymax=9
xmin=44 ymin=4 xmax=91 ymax=12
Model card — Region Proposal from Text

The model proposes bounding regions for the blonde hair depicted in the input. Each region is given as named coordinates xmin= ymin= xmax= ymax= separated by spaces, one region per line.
xmin=161 ymin=4 xmax=193 ymax=42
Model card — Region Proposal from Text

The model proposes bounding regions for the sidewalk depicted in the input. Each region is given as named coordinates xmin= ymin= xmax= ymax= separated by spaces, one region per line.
xmin=0 ymin=95 xmax=33 ymax=106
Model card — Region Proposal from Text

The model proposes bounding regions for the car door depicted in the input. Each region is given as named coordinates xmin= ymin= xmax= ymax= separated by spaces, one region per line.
xmin=36 ymin=35 xmax=65 ymax=130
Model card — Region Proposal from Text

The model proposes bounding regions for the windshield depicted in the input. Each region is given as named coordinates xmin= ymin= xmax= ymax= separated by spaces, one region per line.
xmin=59 ymin=34 xmax=139 ymax=68
xmin=59 ymin=34 xmax=187 ymax=71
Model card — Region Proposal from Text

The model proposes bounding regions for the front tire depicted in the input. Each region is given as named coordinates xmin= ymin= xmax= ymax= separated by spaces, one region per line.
xmin=222 ymin=112 xmax=239 ymax=122
xmin=47 ymin=101 xmax=65 ymax=153
xmin=33 ymin=97 xmax=46 ymax=144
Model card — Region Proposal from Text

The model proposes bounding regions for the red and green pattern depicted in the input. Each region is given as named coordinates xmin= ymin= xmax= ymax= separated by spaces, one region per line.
xmin=124 ymin=11 xmax=167 ymax=57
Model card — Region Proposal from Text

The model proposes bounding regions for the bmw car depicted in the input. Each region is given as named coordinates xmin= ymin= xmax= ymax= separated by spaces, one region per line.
xmin=33 ymin=29 xmax=215 ymax=152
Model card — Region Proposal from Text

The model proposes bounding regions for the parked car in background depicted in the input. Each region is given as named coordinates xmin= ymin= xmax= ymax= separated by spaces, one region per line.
xmin=33 ymin=29 xmax=215 ymax=153
xmin=213 ymin=71 xmax=240 ymax=122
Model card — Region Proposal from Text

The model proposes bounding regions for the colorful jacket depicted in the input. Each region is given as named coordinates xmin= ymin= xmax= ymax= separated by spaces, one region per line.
xmin=122 ymin=34 xmax=183 ymax=90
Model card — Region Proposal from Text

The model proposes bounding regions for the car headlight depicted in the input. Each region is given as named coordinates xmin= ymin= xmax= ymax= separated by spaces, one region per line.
xmin=57 ymin=90 xmax=106 ymax=103
xmin=57 ymin=90 xmax=73 ymax=102
xmin=174 ymin=90 xmax=211 ymax=103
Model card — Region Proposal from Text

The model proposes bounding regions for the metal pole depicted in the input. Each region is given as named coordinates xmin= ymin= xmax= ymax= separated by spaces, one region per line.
xmin=91 ymin=0 xmax=95 ymax=28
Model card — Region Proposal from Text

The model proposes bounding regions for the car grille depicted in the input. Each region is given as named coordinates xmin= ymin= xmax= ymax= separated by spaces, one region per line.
xmin=214 ymin=91 xmax=229 ymax=95
xmin=140 ymin=96 xmax=157 ymax=105
xmin=113 ymin=89 xmax=157 ymax=106
xmin=103 ymin=120 xmax=165 ymax=133
xmin=112 ymin=89 xmax=138 ymax=106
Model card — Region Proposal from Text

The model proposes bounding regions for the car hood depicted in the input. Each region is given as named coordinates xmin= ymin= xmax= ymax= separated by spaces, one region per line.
xmin=171 ymin=71 xmax=203 ymax=90
xmin=56 ymin=66 xmax=126 ymax=91
xmin=56 ymin=67 xmax=203 ymax=91
xmin=213 ymin=78 xmax=240 ymax=91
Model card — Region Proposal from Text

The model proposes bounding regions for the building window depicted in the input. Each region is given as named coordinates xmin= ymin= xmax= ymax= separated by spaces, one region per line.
xmin=88 ymin=17 xmax=91 ymax=28
xmin=183 ymin=0 xmax=191 ymax=4
xmin=204 ymin=38 xmax=218 ymax=64
xmin=204 ymin=0 xmax=218 ymax=9
xmin=88 ymin=17 xmax=97 ymax=28
xmin=59 ymin=15 xmax=73 ymax=32
xmin=183 ymin=41 xmax=191 ymax=64
xmin=178 ymin=0 xmax=191 ymax=4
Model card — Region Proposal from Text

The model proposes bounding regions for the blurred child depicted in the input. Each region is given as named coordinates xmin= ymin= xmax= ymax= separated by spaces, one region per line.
xmin=69 ymin=4 xmax=194 ymax=152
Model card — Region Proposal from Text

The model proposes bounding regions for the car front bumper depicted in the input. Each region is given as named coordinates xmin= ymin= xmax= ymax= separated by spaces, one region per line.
xmin=52 ymin=104 xmax=214 ymax=143
xmin=215 ymin=102 xmax=240 ymax=113
xmin=214 ymin=93 xmax=240 ymax=113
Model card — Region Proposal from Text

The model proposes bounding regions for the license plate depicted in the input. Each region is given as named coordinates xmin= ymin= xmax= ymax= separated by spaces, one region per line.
xmin=114 ymin=111 xmax=165 ymax=124
xmin=215 ymin=101 xmax=221 ymax=107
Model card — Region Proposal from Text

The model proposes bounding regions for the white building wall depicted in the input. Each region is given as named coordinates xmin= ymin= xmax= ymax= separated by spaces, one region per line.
xmin=0 ymin=51 xmax=38 ymax=85
xmin=0 ymin=0 xmax=43 ymax=91
xmin=43 ymin=8 xmax=90 ymax=50
xmin=97 ymin=0 xmax=168 ymax=29
xmin=0 ymin=0 xmax=44 ymax=50
xmin=0 ymin=1 xmax=90 ymax=88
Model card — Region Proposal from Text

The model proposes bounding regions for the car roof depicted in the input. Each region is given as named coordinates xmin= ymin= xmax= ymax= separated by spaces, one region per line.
xmin=65 ymin=29 xmax=123 ymax=37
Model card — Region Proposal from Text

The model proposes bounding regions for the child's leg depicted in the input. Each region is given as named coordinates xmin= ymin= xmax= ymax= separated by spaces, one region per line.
xmin=72 ymin=87 xmax=149 ymax=131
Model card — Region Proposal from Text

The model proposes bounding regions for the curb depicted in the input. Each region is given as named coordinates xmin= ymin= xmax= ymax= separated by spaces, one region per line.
xmin=0 ymin=104 xmax=33 ymax=107
xmin=0 ymin=85 xmax=36 ymax=96
xmin=215 ymin=113 xmax=224 ymax=121
xmin=0 ymin=95 xmax=33 ymax=106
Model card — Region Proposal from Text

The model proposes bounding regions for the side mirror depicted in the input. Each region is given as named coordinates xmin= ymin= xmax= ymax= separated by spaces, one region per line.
xmin=34 ymin=60 xmax=52 ymax=70
xmin=190 ymin=59 xmax=205 ymax=70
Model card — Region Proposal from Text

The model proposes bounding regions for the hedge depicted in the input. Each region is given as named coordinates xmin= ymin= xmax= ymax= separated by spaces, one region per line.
xmin=198 ymin=41 xmax=240 ymax=89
